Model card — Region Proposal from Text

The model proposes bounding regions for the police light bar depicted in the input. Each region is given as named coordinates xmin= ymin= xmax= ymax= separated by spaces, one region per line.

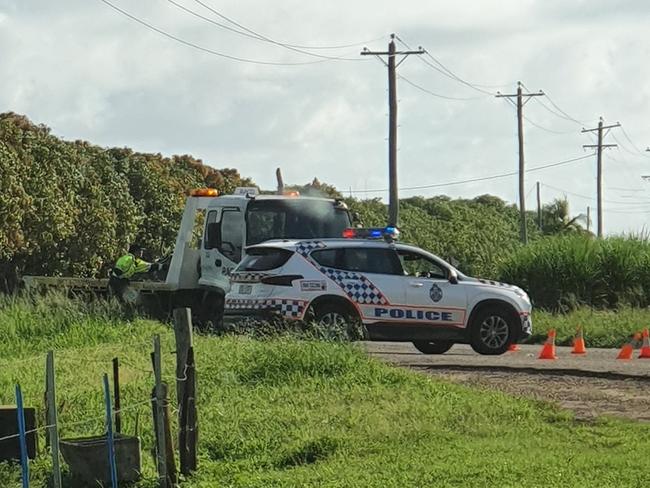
xmin=342 ymin=227 xmax=399 ymax=240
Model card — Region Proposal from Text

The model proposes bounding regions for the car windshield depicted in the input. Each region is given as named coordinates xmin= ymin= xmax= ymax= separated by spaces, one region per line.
xmin=245 ymin=199 xmax=351 ymax=245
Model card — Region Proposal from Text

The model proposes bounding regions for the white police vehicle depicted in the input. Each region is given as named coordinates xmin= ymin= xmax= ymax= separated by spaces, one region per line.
xmin=224 ymin=227 xmax=532 ymax=355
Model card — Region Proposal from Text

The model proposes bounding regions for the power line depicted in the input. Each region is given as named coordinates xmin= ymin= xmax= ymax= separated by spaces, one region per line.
xmin=619 ymin=125 xmax=650 ymax=157
xmin=395 ymin=35 xmax=506 ymax=95
xmin=542 ymin=183 xmax=650 ymax=205
xmin=397 ymin=74 xmax=486 ymax=101
xmin=168 ymin=0 xmax=368 ymax=61
xmin=192 ymin=0 xmax=379 ymax=51
xmin=99 ymin=0 xmax=333 ymax=66
xmin=353 ymin=153 xmax=595 ymax=193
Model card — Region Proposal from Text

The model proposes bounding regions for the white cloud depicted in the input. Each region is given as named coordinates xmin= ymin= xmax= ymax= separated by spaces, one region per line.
xmin=1 ymin=0 xmax=650 ymax=234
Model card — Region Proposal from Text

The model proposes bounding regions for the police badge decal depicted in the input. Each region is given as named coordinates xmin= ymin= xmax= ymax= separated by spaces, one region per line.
xmin=429 ymin=283 xmax=443 ymax=302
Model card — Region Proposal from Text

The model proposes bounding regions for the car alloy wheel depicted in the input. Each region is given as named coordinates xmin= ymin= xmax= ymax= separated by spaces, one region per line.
xmin=479 ymin=315 xmax=509 ymax=349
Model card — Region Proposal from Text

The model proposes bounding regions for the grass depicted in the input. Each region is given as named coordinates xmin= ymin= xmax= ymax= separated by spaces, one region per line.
xmin=3 ymin=294 xmax=650 ymax=486
xmin=531 ymin=306 xmax=650 ymax=348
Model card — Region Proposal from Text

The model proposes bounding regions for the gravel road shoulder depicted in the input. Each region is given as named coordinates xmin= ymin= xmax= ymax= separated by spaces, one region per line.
xmin=364 ymin=342 xmax=650 ymax=422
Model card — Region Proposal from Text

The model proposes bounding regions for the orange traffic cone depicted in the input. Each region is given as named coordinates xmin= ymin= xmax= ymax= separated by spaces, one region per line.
xmin=538 ymin=329 xmax=557 ymax=360
xmin=639 ymin=329 xmax=650 ymax=359
xmin=571 ymin=326 xmax=587 ymax=355
xmin=617 ymin=332 xmax=641 ymax=360
xmin=508 ymin=343 xmax=520 ymax=352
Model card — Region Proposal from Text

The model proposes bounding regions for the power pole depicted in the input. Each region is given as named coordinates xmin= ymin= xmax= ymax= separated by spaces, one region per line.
xmin=496 ymin=82 xmax=545 ymax=244
xmin=586 ymin=206 xmax=591 ymax=232
xmin=582 ymin=118 xmax=620 ymax=237
xmin=536 ymin=181 xmax=542 ymax=231
xmin=362 ymin=35 xmax=424 ymax=228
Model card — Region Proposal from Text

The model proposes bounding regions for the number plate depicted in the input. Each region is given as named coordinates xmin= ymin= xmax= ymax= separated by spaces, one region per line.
xmin=239 ymin=284 xmax=252 ymax=294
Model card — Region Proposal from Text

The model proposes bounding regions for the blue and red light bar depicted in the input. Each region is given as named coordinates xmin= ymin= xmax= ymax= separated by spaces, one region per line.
xmin=342 ymin=226 xmax=399 ymax=240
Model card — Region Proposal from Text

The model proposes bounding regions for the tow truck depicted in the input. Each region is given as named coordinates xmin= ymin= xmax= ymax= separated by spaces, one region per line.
xmin=23 ymin=187 xmax=352 ymax=323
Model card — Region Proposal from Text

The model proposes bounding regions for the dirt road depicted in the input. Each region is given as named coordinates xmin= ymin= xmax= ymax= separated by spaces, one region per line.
xmin=364 ymin=342 xmax=650 ymax=422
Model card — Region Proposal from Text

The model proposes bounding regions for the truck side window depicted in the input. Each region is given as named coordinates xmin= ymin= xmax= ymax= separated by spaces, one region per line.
xmin=204 ymin=210 xmax=219 ymax=249
xmin=219 ymin=209 xmax=243 ymax=262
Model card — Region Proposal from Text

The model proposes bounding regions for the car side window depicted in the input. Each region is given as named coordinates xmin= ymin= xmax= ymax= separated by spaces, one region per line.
xmin=399 ymin=250 xmax=447 ymax=279
xmin=310 ymin=249 xmax=338 ymax=268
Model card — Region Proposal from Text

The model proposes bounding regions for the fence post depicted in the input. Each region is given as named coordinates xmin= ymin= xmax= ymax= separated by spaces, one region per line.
xmin=153 ymin=335 xmax=168 ymax=487
xmin=15 ymin=384 xmax=29 ymax=488
xmin=181 ymin=347 xmax=197 ymax=473
xmin=112 ymin=358 xmax=121 ymax=434
xmin=173 ymin=308 xmax=196 ymax=475
xmin=102 ymin=374 xmax=118 ymax=488
xmin=45 ymin=352 xmax=62 ymax=488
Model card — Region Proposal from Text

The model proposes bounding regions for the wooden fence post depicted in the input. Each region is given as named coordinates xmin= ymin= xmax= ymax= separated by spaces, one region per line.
xmin=181 ymin=347 xmax=197 ymax=474
xmin=173 ymin=308 xmax=197 ymax=475
xmin=45 ymin=352 xmax=62 ymax=488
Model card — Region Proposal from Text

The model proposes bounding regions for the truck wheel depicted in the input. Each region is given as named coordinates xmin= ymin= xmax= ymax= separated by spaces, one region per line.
xmin=412 ymin=341 xmax=454 ymax=354
xmin=469 ymin=305 xmax=515 ymax=355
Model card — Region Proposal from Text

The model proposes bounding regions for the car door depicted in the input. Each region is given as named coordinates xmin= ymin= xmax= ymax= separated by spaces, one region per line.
xmin=333 ymin=246 xmax=407 ymax=322
xmin=397 ymin=249 xmax=468 ymax=327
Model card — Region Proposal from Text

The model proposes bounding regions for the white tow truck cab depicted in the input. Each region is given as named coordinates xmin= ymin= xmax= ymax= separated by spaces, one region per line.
xmin=24 ymin=187 xmax=352 ymax=323
xmin=224 ymin=226 xmax=533 ymax=355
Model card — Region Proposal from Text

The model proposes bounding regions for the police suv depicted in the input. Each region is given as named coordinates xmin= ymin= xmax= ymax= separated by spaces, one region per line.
xmin=224 ymin=227 xmax=532 ymax=355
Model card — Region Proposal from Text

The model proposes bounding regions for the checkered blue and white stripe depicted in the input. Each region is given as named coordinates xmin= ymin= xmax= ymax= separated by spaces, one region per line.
xmin=225 ymin=298 xmax=307 ymax=318
xmin=318 ymin=266 xmax=388 ymax=305
xmin=230 ymin=272 xmax=269 ymax=283
xmin=295 ymin=240 xmax=326 ymax=257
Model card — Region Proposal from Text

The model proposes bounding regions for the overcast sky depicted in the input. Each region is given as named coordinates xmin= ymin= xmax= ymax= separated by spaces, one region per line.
xmin=2 ymin=0 xmax=650 ymax=235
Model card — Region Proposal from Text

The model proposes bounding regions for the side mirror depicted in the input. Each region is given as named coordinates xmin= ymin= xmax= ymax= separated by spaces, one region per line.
xmin=448 ymin=271 xmax=459 ymax=285
xmin=205 ymin=222 xmax=221 ymax=249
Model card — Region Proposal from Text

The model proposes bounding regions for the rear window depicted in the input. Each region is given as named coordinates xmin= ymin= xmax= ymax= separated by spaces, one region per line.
xmin=237 ymin=248 xmax=294 ymax=271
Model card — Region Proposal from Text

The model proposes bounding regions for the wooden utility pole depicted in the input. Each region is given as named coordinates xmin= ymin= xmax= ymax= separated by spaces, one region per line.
xmin=582 ymin=118 xmax=620 ymax=237
xmin=536 ymin=181 xmax=542 ymax=231
xmin=496 ymin=82 xmax=545 ymax=244
xmin=361 ymin=35 xmax=424 ymax=228
xmin=275 ymin=168 xmax=284 ymax=195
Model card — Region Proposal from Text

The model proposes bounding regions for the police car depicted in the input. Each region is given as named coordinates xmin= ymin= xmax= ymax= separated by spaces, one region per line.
xmin=224 ymin=227 xmax=532 ymax=355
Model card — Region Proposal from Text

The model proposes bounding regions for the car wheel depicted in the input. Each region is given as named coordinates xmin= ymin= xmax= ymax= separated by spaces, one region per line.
xmin=412 ymin=341 xmax=454 ymax=354
xmin=314 ymin=303 xmax=352 ymax=327
xmin=469 ymin=305 xmax=515 ymax=355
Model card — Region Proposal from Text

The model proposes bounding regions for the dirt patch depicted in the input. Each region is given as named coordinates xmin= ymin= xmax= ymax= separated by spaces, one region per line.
xmin=418 ymin=367 xmax=650 ymax=422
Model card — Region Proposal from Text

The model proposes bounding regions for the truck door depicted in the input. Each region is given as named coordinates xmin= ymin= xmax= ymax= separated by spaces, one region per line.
xmin=200 ymin=207 xmax=244 ymax=290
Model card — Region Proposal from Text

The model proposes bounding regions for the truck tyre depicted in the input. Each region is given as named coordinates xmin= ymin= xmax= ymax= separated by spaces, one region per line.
xmin=412 ymin=341 xmax=454 ymax=354
xmin=469 ymin=305 xmax=515 ymax=355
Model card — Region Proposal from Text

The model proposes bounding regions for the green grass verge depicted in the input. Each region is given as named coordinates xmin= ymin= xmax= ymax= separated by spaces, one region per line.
xmin=531 ymin=306 xmax=650 ymax=348
xmin=2 ymin=295 xmax=650 ymax=487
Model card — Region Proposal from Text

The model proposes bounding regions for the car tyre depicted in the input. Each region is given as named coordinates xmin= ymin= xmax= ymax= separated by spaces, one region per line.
xmin=412 ymin=341 xmax=454 ymax=354
xmin=469 ymin=305 xmax=515 ymax=355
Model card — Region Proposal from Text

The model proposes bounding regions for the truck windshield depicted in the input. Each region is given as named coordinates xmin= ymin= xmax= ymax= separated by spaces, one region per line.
xmin=246 ymin=199 xmax=351 ymax=245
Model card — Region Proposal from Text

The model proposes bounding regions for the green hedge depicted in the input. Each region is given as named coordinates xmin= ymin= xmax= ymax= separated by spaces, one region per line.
xmin=498 ymin=234 xmax=650 ymax=310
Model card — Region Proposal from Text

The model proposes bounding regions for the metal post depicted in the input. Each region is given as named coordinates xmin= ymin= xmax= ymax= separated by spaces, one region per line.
xmin=153 ymin=335 xmax=168 ymax=487
xmin=46 ymin=352 xmax=62 ymax=488
xmin=112 ymin=358 xmax=121 ymax=434
xmin=15 ymin=384 xmax=29 ymax=488
xmin=103 ymin=374 xmax=118 ymax=488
